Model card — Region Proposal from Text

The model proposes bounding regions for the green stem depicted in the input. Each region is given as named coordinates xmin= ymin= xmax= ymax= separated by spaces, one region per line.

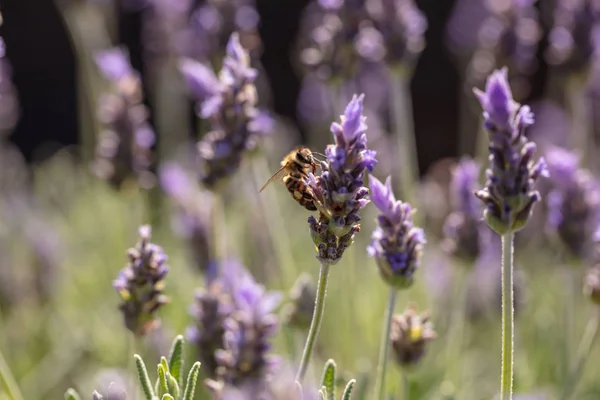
xmin=560 ymin=311 xmax=600 ymax=400
xmin=390 ymin=70 xmax=419 ymax=207
xmin=374 ymin=288 xmax=398 ymax=400
xmin=500 ymin=233 xmax=514 ymax=400
xmin=0 ymin=347 xmax=24 ymax=400
xmin=402 ymin=369 xmax=410 ymax=400
xmin=296 ymin=262 xmax=331 ymax=382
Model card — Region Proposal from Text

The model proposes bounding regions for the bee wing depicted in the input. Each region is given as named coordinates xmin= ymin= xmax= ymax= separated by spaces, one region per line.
xmin=259 ymin=165 xmax=287 ymax=193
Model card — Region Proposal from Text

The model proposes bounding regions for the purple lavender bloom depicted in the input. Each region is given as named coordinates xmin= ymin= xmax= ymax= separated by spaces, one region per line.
xmin=94 ymin=47 xmax=156 ymax=189
xmin=180 ymin=33 xmax=272 ymax=188
xmin=367 ymin=175 xmax=426 ymax=289
xmin=308 ymin=94 xmax=377 ymax=264
xmin=473 ymin=68 xmax=549 ymax=235
xmin=366 ymin=0 xmax=427 ymax=69
xmin=188 ymin=259 xmax=281 ymax=385
xmin=545 ymin=146 xmax=600 ymax=259
xmin=0 ymin=38 xmax=19 ymax=137
xmin=159 ymin=162 xmax=213 ymax=272
xmin=113 ymin=225 xmax=169 ymax=336
xmin=442 ymin=158 xmax=489 ymax=261
xmin=545 ymin=0 xmax=596 ymax=75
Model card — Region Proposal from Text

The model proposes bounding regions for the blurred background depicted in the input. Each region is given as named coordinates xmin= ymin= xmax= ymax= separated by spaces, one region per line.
xmin=1 ymin=0 xmax=600 ymax=399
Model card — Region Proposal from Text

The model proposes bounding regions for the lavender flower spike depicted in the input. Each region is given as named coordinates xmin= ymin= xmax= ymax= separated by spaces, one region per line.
xmin=473 ymin=68 xmax=549 ymax=235
xmin=309 ymin=94 xmax=378 ymax=264
xmin=113 ymin=225 xmax=169 ymax=336
xmin=368 ymin=175 xmax=426 ymax=289
xmin=180 ymin=32 xmax=273 ymax=189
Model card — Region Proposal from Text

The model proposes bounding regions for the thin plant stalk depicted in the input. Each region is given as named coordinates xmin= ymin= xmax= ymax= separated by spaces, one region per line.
xmin=566 ymin=75 xmax=592 ymax=169
xmin=211 ymin=192 xmax=227 ymax=264
xmin=560 ymin=311 xmax=600 ymax=400
xmin=390 ymin=70 xmax=419 ymax=206
xmin=402 ymin=369 xmax=410 ymax=400
xmin=374 ymin=288 xmax=398 ymax=400
xmin=0 ymin=347 xmax=24 ymax=400
xmin=296 ymin=262 xmax=332 ymax=382
xmin=500 ymin=233 xmax=515 ymax=400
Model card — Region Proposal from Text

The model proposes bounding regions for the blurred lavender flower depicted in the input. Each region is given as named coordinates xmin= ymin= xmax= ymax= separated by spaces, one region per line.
xmin=390 ymin=304 xmax=437 ymax=367
xmin=281 ymin=273 xmax=316 ymax=331
xmin=188 ymin=258 xmax=281 ymax=388
xmin=584 ymin=231 xmax=600 ymax=304
xmin=91 ymin=381 xmax=128 ymax=400
xmin=180 ymin=33 xmax=272 ymax=188
xmin=473 ymin=68 xmax=548 ymax=235
xmin=545 ymin=146 xmax=600 ymax=259
xmin=0 ymin=37 xmax=19 ymax=138
xmin=442 ymin=158 xmax=489 ymax=261
xmin=366 ymin=0 xmax=427 ymax=69
xmin=465 ymin=0 xmax=542 ymax=100
xmin=308 ymin=94 xmax=377 ymax=264
xmin=94 ymin=47 xmax=156 ymax=189
xmin=160 ymin=162 xmax=213 ymax=272
xmin=367 ymin=175 xmax=426 ymax=289
xmin=546 ymin=0 xmax=596 ymax=75
xmin=113 ymin=225 xmax=169 ymax=336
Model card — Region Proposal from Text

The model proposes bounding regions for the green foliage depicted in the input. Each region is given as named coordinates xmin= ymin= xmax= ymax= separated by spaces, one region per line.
xmin=182 ymin=362 xmax=201 ymax=400
xmin=321 ymin=359 xmax=336 ymax=400
xmin=134 ymin=354 xmax=156 ymax=400
xmin=341 ymin=379 xmax=356 ymax=400
xmin=64 ymin=388 xmax=82 ymax=400
xmin=168 ymin=335 xmax=185 ymax=387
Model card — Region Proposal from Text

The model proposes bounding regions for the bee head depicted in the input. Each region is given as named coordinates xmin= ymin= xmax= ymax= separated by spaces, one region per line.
xmin=296 ymin=148 xmax=314 ymax=166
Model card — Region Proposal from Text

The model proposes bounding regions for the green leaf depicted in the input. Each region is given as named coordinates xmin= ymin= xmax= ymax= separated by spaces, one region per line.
xmin=64 ymin=388 xmax=81 ymax=400
xmin=182 ymin=361 xmax=201 ymax=400
xmin=167 ymin=372 xmax=180 ymax=399
xmin=134 ymin=354 xmax=156 ymax=400
xmin=92 ymin=391 xmax=103 ymax=400
xmin=162 ymin=395 xmax=175 ymax=400
xmin=341 ymin=379 xmax=356 ymax=400
xmin=160 ymin=356 xmax=169 ymax=374
xmin=156 ymin=364 xmax=169 ymax=397
xmin=318 ymin=388 xmax=327 ymax=400
xmin=321 ymin=359 xmax=336 ymax=400
xmin=168 ymin=335 xmax=185 ymax=387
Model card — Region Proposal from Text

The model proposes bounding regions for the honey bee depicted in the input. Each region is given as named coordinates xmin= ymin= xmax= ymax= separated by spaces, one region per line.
xmin=259 ymin=146 xmax=321 ymax=211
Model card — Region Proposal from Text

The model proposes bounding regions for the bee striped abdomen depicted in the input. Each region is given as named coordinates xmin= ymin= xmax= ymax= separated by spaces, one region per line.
xmin=284 ymin=173 xmax=317 ymax=211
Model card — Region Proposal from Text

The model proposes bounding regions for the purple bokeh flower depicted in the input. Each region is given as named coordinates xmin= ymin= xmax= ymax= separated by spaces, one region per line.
xmin=442 ymin=157 xmax=489 ymax=261
xmin=308 ymin=94 xmax=377 ymax=264
xmin=188 ymin=259 xmax=281 ymax=387
xmin=94 ymin=47 xmax=156 ymax=189
xmin=113 ymin=225 xmax=169 ymax=336
xmin=180 ymin=33 xmax=272 ymax=188
xmin=473 ymin=68 xmax=548 ymax=235
xmin=545 ymin=146 xmax=600 ymax=259
xmin=367 ymin=175 xmax=426 ymax=289
xmin=390 ymin=304 xmax=437 ymax=367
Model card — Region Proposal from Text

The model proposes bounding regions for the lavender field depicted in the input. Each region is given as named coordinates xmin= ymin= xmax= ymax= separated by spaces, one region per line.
xmin=1 ymin=1 xmax=600 ymax=399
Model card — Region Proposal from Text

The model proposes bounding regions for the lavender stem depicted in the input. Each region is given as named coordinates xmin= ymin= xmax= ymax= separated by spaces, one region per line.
xmin=402 ymin=369 xmax=410 ymax=400
xmin=560 ymin=311 xmax=600 ymax=400
xmin=374 ymin=288 xmax=398 ymax=400
xmin=391 ymin=71 xmax=419 ymax=205
xmin=500 ymin=233 xmax=514 ymax=400
xmin=0 ymin=347 xmax=24 ymax=400
xmin=296 ymin=262 xmax=331 ymax=382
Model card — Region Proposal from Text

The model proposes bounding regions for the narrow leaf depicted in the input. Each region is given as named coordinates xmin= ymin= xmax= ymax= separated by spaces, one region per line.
xmin=167 ymin=372 xmax=180 ymax=399
xmin=134 ymin=354 xmax=156 ymax=400
xmin=157 ymin=364 xmax=169 ymax=397
xmin=182 ymin=361 xmax=201 ymax=400
xmin=162 ymin=395 xmax=175 ymax=400
xmin=318 ymin=388 xmax=327 ymax=400
xmin=160 ymin=356 xmax=169 ymax=374
xmin=341 ymin=379 xmax=356 ymax=400
xmin=168 ymin=335 xmax=185 ymax=386
xmin=321 ymin=359 xmax=336 ymax=400
xmin=92 ymin=391 xmax=103 ymax=400
xmin=64 ymin=388 xmax=81 ymax=400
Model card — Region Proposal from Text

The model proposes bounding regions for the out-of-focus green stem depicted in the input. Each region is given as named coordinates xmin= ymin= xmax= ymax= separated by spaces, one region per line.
xmin=390 ymin=69 xmax=419 ymax=207
xmin=0 ymin=348 xmax=24 ymax=400
xmin=500 ymin=233 xmax=514 ymax=400
xmin=402 ymin=370 xmax=410 ymax=400
xmin=560 ymin=311 xmax=600 ymax=400
xmin=296 ymin=262 xmax=331 ymax=382
xmin=374 ymin=288 xmax=397 ymax=400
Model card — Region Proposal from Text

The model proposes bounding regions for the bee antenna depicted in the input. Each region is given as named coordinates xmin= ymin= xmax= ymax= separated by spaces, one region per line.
xmin=312 ymin=151 xmax=327 ymax=160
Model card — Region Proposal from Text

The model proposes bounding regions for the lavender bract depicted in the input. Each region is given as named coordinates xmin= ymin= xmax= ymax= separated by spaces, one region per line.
xmin=308 ymin=94 xmax=377 ymax=264
xmin=473 ymin=68 xmax=548 ymax=235
xmin=113 ymin=225 xmax=169 ymax=336
xmin=94 ymin=47 xmax=156 ymax=189
xmin=442 ymin=157 xmax=488 ymax=261
xmin=545 ymin=146 xmax=600 ymax=259
xmin=180 ymin=33 xmax=272 ymax=189
xmin=367 ymin=175 xmax=425 ymax=289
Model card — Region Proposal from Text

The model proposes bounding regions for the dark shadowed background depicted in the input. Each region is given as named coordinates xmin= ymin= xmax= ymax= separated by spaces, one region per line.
xmin=0 ymin=0 xmax=547 ymax=173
